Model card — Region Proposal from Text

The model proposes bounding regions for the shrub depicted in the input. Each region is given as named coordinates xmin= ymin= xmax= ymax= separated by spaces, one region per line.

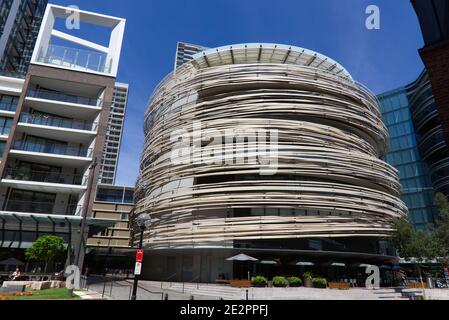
xmin=251 ymin=276 xmax=268 ymax=287
xmin=312 ymin=278 xmax=328 ymax=288
xmin=302 ymin=272 xmax=313 ymax=280
xmin=272 ymin=276 xmax=289 ymax=287
xmin=287 ymin=277 xmax=303 ymax=287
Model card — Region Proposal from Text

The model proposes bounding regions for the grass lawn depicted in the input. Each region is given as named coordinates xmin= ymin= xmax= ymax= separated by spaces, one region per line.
xmin=5 ymin=288 xmax=80 ymax=300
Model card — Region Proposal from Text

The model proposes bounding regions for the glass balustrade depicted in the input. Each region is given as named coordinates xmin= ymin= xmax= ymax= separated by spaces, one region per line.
xmin=37 ymin=44 xmax=113 ymax=74
xmin=19 ymin=113 xmax=98 ymax=131
xmin=5 ymin=200 xmax=83 ymax=215
xmin=3 ymin=168 xmax=86 ymax=186
xmin=27 ymin=88 xmax=101 ymax=107
xmin=12 ymin=140 xmax=93 ymax=158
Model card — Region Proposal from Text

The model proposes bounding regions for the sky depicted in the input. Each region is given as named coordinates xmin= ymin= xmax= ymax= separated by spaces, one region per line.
xmin=52 ymin=0 xmax=425 ymax=187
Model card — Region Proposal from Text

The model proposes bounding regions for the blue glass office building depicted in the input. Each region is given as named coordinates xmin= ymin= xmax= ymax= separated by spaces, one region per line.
xmin=378 ymin=87 xmax=437 ymax=230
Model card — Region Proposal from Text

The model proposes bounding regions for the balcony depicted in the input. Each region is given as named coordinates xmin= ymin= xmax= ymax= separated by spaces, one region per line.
xmin=0 ymin=102 xmax=17 ymax=113
xmin=25 ymin=88 xmax=102 ymax=119
xmin=17 ymin=113 xmax=98 ymax=143
xmin=36 ymin=44 xmax=113 ymax=75
xmin=10 ymin=141 xmax=93 ymax=167
xmin=2 ymin=168 xmax=87 ymax=194
xmin=27 ymin=88 xmax=101 ymax=107
xmin=3 ymin=200 xmax=83 ymax=215
xmin=19 ymin=113 xmax=97 ymax=131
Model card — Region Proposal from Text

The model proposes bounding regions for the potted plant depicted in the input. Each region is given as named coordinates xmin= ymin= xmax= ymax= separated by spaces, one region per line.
xmin=287 ymin=276 xmax=303 ymax=287
xmin=303 ymin=272 xmax=313 ymax=288
xmin=312 ymin=278 xmax=328 ymax=289
xmin=272 ymin=276 xmax=289 ymax=288
xmin=251 ymin=276 xmax=268 ymax=288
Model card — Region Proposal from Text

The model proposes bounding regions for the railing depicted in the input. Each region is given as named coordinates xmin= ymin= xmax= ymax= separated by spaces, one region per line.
xmin=12 ymin=140 xmax=93 ymax=158
xmin=37 ymin=44 xmax=113 ymax=74
xmin=3 ymin=168 xmax=86 ymax=186
xmin=0 ymin=126 xmax=11 ymax=135
xmin=19 ymin=113 xmax=98 ymax=131
xmin=0 ymin=102 xmax=17 ymax=112
xmin=5 ymin=200 xmax=83 ymax=216
xmin=27 ymin=88 xmax=101 ymax=107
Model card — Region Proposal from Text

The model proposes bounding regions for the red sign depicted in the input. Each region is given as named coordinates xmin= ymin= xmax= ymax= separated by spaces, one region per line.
xmin=136 ymin=250 xmax=144 ymax=263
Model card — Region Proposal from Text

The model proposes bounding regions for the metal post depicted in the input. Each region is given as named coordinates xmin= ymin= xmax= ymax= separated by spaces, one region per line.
xmin=102 ymin=281 xmax=106 ymax=298
xmin=130 ymin=227 xmax=145 ymax=300
xmin=246 ymin=289 xmax=249 ymax=300
xmin=70 ymin=158 xmax=97 ymax=298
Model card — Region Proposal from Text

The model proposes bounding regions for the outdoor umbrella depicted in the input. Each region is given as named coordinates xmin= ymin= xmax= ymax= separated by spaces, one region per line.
xmin=0 ymin=258 xmax=25 ymax=266
xmin=226 ymin=254 xmax=258 ymax=280
xmin=296 ymin=261 xmax=315 ymax=266
xmin=258 ymin=260 xmax=280 ymax=266
xmin=331 ymin=262 xmax=346 ymax=267
xmin=0 ymin=258 xmax=25 ymax=272
xmin=226 ymin=254 xmax=258 ymax=262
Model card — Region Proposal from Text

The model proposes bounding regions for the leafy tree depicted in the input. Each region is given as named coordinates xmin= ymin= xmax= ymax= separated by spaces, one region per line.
xmin=392 ymin=218 xmax=437 ymax=261
xmin=25 ymin=235 xmax=66 ymax=273
xmin=433 ymin=193 xmax=449 ymax=262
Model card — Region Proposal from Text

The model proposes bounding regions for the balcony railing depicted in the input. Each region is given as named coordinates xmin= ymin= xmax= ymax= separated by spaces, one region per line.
xmin=19 ymin=113 xmax=98 ymax=131
xmin=27 ymin=88 xmax=101 ymax=107
xmin=12 ymin=140 xmax=93 ymax=158
xmin=3 ymin=168 xmax=86 ymax=186
xmin=5 ymin=200 xmax=83 ymax=215
xmin=37 ymin=44 xmax=113 ymax=74
xmin=0 ymin=102 xmax=17 ymax=112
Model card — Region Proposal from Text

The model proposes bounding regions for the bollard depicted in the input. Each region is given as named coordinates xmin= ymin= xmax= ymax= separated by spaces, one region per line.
xmin=246 ymin=289 xmax=249 ymax=300
xmin=102 ymin=281 xmax=106 ymax=298
xmin=164 ymin=293 xmax=168 ymax=300
xmin=190 ymin=295 xmax=194 ymax=300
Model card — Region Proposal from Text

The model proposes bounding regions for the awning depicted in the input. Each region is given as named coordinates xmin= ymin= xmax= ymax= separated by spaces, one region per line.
xmin=0 ymin=211 xmax=115 ymax=228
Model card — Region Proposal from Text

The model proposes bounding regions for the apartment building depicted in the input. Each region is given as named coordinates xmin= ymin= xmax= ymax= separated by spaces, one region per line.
xmin=174 ymin=42 xmax=208 ymax=69
xmin=85 ymin=185 xmax=134 ymax=273
xmin=0 ymin=0 xmax=48 ymax=76
xmin=99 ymin=83 xmax=129 ymax=185
xmin=0 ymin=4 xmax=126 ymax=269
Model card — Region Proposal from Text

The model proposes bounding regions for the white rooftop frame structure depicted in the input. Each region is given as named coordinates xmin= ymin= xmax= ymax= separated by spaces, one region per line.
xmin=191 ymin=43 xmax=353 ymax=81
xmin=31 ymin=4 xmax=126 ymax=77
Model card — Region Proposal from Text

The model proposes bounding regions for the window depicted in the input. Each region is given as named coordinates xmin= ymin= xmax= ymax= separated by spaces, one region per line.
xmin=6 ymin=189 xmax=56 ymax=214
xmin=0 ymin=117 xmax=13 ymax=135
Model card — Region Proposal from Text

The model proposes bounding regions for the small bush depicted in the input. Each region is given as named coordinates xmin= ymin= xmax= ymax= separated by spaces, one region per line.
xmin=287 ymin=277 xmax=303 ymax=287
xmin=312 ymin=278 xmax=328 ymax=288
xmin=251 ymin=276 xmax=268 ymax=287
xmin=302 ymin=272 xmax=313 ymax=280
xmin=272 ymin=276 xmax=289 ymax=287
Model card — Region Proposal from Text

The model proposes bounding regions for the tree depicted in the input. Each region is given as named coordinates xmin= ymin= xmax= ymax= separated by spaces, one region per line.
xmin=392 ymin=217 xmax=438 ymax=286
xmin=392 ymin=218 xmax=437 ymax=261
xmin=25 ymin=235 xmax=66 ymax=273
xmin=433 ymin=193 xmax=449 ymax=262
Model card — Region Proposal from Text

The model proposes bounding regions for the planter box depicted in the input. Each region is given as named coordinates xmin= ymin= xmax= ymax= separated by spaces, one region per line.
xmin=304 ymin=279 xmax=313 ymax=288
xmin=329 ymin=282 xmax=350 ymax=290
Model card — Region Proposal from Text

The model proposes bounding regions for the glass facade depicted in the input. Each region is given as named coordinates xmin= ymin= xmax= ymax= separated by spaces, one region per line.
xmin=0 ymin=0 xmax=48 ymax=76
xmin=379 ymin=88 xmax=437 ymax=230
xmin=96 ymin=185 xmax=134 ymax=204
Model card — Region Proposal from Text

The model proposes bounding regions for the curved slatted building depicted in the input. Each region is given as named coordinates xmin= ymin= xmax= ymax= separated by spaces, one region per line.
xmin=134 ymin=43 xmax=408 ymax=282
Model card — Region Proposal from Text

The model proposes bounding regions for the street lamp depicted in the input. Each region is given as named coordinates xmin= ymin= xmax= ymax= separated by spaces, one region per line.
xmin=130 ymin=213 xmax=150 ymax=300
